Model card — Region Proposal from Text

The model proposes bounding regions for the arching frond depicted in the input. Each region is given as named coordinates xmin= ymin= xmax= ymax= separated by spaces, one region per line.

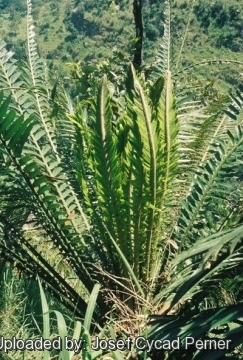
xmin=150 ymin=0 xmax=171 ymax=79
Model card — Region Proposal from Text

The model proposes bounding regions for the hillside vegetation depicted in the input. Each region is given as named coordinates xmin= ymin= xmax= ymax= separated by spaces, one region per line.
xmin=1 ymin=0 xmax=243 ymax=90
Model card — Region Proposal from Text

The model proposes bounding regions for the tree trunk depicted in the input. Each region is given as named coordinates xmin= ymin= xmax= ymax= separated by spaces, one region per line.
xmin=133 ymin=0 xmax=143 ymax=69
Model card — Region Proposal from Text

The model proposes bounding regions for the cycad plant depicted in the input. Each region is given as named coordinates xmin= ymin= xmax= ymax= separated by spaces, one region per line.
xmin=1 ymin=1 xmax=243 ymax=359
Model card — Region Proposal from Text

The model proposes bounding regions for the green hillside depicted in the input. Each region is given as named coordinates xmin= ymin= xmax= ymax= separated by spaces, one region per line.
xmin=171 ymin=0 xmax=243 ymax=90
xmin=1 ymin=0 xmax=243 ymax=83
